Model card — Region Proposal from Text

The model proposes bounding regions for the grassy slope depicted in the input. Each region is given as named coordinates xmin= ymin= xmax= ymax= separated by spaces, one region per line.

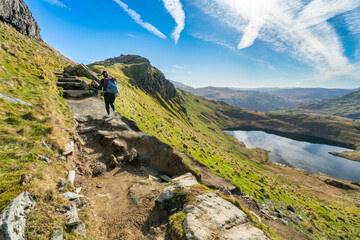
xmin=89 ymin=61 xmax=360 ymax=240
xmin=174 ymin=85 xmax=296 ymax=111
xmin=273 ymin=90 xmax=360 ymax=119
xmin=0 ymin=22 xmax=81 ymax=239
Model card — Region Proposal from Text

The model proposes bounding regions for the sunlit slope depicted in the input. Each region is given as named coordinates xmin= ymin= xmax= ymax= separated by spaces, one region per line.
xmin=0 ymin=21 xmax=75 ymax=212
xmin=89 ymin=61 xmax=360 ymax=240
xmin=274 ymin=90 xmax=360 ymax=119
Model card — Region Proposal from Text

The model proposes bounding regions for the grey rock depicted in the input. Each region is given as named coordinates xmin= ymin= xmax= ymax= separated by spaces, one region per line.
xmin=74 ymin=223 xmax=86 ymax=237
xmin=128 ymin=148 xmax=137 ymax=162
xmin=183 ymin=192 xmax=269 ymax=240
xmin=52 ymin=229 xmax=63 ymax=240
xmin=0 ymin=0 xmax=42 ymax=40
xmin=155 ymin=173 xmax=198 ymax=203
xmin=159 ymin=174 xmax=172 ymax=182
xmin=77 ymin=126 xmax=96 ymax=134
xmin=0 ymin=93 xmax=32 ymax=106
xmin=71 ymin=198 xmax=81 ymax=208
xmin=41 ymin=141 xmax=50 ymax=149
xmin=61 ymin=192 xmax=84 ymax=201
xmin=0 ymin=191 xmax=36 ymax=240
xmin=65 ymin=203 xmax=79 ymax=227
xmin=58 ymin=156 xmax=66 ymax=162
xmin=286 ymin=205 xmax=295 ymax=213
xmin=64 ymin=64 xmax=100 ymax=83
xmin=36 ymin=154 xmax=51 ymax=163
xmin=63 ymin=141 xmax=74 ymax=156
xmin=75 ymin=116 xmax=88 ymax=123
xmin=57 ymin=178 xmax=66 ymax=191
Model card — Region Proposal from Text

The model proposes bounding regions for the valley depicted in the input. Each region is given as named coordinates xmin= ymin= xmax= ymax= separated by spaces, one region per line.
xmin=1 ymin=2 xmax=360 ymax=239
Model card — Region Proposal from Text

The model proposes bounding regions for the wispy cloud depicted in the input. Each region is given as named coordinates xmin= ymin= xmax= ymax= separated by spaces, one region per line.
xmin=190 ymin=32 xmax=235 ymax=51
xmin=113 ymin=0 xmax=166 ymax=39
xmin=127 ymin=33 xmax=137 ymax=38
xmin=162 ymin=0 xmax=186 ymax=44
xmin=173 ymin=65 xmax=185 ymax=69
xmin=190 ymin=0 xmax=360 ymax=80
xmin=42 ymin=0 xmax=67 ymax=8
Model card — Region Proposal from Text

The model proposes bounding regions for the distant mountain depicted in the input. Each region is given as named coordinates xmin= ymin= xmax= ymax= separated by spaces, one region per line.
xmin=273 ymin=90 xmax=360 ymax=119
xmin=267 ymin=88 xmax=353 ymax=103
xmin=171 ymin=82 xmax=296 ymax=111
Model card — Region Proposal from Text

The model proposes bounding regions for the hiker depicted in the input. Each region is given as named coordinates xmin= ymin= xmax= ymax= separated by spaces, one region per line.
xmin=98 ymin=70 xmax=119 ymax=116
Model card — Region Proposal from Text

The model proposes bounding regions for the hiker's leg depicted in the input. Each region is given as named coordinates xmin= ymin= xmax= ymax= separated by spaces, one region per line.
xmin=104 ymin=93 xmax=111 ymax=115
xmin=109 ymin=93 xmax=116 ymax=112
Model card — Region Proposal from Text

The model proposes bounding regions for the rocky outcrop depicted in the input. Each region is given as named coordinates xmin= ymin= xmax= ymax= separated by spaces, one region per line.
xmin=123 ymin=62 xmax=177 ymax=99
xmin=105 ymin=54 xmax=150 ymax=64
xmin=0 ymin=191 xmax=36 ymax=240
xmin=64 ymin=64 xmax=100 ymax=84
xmin=184 ymin=193 xmax=269 ymax=240
xmin=155 ymin=173 xmax=269 ymax=240
xmin=0 ymin=93 xmax=32 ymax=106
xmin=0 ymin=0 xmax=41 ymax=40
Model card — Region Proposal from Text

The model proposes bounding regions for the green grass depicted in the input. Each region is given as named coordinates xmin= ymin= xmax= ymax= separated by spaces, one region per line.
xmin=0 ymin=22 xmax=80 ymax=239
xmin=88 ymin=62 xmax=360 ymax=239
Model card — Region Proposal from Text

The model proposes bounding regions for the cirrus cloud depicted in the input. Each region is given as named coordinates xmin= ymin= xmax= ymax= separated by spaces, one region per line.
xmin=189 ymin=0 xmax=360 ymax=80
xmin=113 ymin=0 xmax=167 ymax=39
xmin=162 ymin=0 xmax=186 ymax=44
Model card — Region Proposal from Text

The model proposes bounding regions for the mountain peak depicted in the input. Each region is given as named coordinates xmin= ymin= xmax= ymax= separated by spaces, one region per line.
xmin=105 ymin=54 xmax=150 ymax=65
xmin=0 ymin=0 xmax=42 ymax=41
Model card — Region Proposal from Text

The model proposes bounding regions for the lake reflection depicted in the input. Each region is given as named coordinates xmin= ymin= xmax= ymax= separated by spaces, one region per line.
xmin=226 ymin=130 xmax=360 ymax=182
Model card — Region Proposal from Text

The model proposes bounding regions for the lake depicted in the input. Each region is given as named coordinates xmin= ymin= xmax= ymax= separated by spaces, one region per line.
xmin=226 ymin=130 xmax=360 ymax=182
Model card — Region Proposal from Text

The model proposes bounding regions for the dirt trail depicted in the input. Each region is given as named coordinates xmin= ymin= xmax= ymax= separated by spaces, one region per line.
xmin=67 ymin=97 xmax=172 ymax=239
xmin=66 ymin=97 xmax=312 ymax=240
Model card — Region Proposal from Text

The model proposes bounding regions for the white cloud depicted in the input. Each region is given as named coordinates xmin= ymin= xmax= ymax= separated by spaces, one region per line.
xmin=190 ymin=32 xmax=235 ymax=51
xmin=190 ymin=0 xmax=360 ymax=80
xmin=113 ymin=0 xmax=166 ymax=39
xmin=162 ymin=0 xmax=186 ymax=44
xmin=127 ymin=33 xmax=137 ymax=38
xmin=42 ymin=0 xmax=67 ymax=8
xmin=173 ymin=65 xmax=185 ymax=69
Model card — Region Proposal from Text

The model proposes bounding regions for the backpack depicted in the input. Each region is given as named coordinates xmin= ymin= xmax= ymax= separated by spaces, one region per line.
xmin=104 ymin=77 xmax=118 ymax=93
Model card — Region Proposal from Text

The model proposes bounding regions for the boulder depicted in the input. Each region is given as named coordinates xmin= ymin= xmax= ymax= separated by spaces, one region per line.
xmin=0 ymin=93 xmax=31 ymax=106
xmin=183 ymin=193 xmax=269 ymax=240
xmin=57 ymin=178 xmax=66 ymax=191
xmin=74 ymin=223 xmax=86 ymax=237
xmin=52 ymin=229 xmax=63 ymax=240
xmin=155 ymin=173 xmax=198 ymax=202
xmin=0 ymin=191 xmax=36 ymax=240
xmin=65 ymin=203 xmax=79 ymax=227
xmin=61 ymin=192 xmax=84 ymax=201
xmin=36 ymin=154 xmax=51 ymax=163
xmin=0 ymin=0 xmax=42 ymax=40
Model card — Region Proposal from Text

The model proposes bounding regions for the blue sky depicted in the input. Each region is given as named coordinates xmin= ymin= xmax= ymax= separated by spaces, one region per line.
xmin=25 ymin=0 xmax=360 ymax=89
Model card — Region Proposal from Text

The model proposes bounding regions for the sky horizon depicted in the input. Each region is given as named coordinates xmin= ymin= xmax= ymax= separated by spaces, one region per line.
xmin=25 ymin=0 xmax=360 ymax=89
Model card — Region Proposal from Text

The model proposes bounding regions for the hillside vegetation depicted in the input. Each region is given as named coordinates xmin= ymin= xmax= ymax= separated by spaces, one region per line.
xmin=273 ymin=90 xmax=360 ymax=119
xmin=89 ymin=59 xmax=360 ymax=240
xmin=0 ymin=21 xmax=79 ymax=238
xmin=172 ymin=82 xmax=354 ymax=112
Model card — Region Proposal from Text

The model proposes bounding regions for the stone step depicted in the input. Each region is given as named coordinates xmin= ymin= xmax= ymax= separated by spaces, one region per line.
xmin=62 ymin=90 xmax=94 ymax=99
xmin=57 ymin=77 xmax=83 ymax=83
xmin=57 ymin=82 xmax=88 ymax=90
xmin=53 ymin=71 xmax=64 ymax=75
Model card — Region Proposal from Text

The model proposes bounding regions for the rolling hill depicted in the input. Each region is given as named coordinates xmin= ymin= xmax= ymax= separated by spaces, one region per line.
xmin=273 ymin=90 xmax=360 ymax=119
xmin=172 ymin=81 xmax=355 ymax=111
